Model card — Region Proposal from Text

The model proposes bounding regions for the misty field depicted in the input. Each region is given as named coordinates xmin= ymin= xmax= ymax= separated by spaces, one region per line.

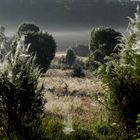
xmin=41 ymin=69 xmax=105 ymax=126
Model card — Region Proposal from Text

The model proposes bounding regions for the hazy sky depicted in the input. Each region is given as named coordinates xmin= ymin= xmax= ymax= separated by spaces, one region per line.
xmin=0 ymin=0 xmax=138 ymax=30
xmin=0 ymin=0 xmax=139 ymax=47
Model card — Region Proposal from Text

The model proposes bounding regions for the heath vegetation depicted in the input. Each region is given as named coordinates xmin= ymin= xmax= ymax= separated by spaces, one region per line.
xmin=0 ymin=4 xmax=140 ymax=140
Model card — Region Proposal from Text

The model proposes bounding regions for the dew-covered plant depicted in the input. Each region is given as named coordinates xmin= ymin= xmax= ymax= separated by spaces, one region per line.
xmin=0 ymin=36 xmax=46 ymax=139
xmin=98 ymin=6 xmax=140 ymax=131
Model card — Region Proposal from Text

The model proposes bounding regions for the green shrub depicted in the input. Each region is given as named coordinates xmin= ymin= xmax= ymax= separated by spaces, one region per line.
xmin=17 ymin=23 xmax=40 ymax=35
xmin=0 ymin=38 xmax=46 ymax=139
xmin=13 ymin=22 xmax=57 ymax=72
xmin=71 ymin=62 xmax=85 ymax=78
xmin=98 ymin=7 xmax=140 ymax=131
xmin=88 ymin=27 xmax=121 ymax=70
xmin=87 ymin=50 xmax=103 ymax=71
xmin=89 ymin=27 xmax=121 ymax=54
xmin=65 ymin=48 xmax=76 ymax=67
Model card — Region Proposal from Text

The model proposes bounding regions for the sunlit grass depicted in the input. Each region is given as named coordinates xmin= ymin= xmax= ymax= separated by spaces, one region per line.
xmin=41 ymin=69 xmax=106 ymax=128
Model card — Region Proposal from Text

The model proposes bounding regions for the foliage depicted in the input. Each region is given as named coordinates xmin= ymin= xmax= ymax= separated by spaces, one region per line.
xmin=71 ymin=61 xmax=85 ymax=78
xmin=0 ymin=26 xmax=11 ymax=57
xmin=136 ymin=114 xmax=140 ymax=139
xmin=43 ymin=116 xmax=99 ymax=140
xmin=0 ymin=38 xmax=46 ymax=139
xmin=13 ymin=22 xmax=57 ymax=72
xmin=65 ymin=48 xmax=76 ymax=67
xmin=50 ymin=57 xmax=70 ymax=70
xmin=89 ymin=27 xmax=121 ymax=53
xmin=98 ymin=7 xmax=140 ymax=131
xmin=88 ymin=27 xmax=121 ymax=70
xmin=17 ymin=23 xmax=40 ymax=35
xmin=87 ymin=49 xmax=104 ymax=71
xmin=93 ymin=122 xmax=130 ymax=140
xmin=0 ymin=26 xmax=5 ymax=42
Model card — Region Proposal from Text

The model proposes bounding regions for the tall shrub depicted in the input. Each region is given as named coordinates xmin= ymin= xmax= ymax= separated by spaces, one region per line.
xmin=99 ymin=7 xmax=140 ymax=131
xmin=88 ymin=27 xmax=121 ymax=70
xmin=65 ymin=48 xmax=76 ymax=67
xmin=13 ymin=23 xmax=57 ymax=72
xmin=0 ymin=37 xmax=45 ymax=139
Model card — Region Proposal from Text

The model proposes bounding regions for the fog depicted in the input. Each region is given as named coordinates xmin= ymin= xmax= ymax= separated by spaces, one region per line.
xmin=1 ymin=0 xmax=139 ymax=49
xmin=51 ymin=27 xmax=126 ymax=49
xmin=5 ymin=27 xmax=126 ymax=51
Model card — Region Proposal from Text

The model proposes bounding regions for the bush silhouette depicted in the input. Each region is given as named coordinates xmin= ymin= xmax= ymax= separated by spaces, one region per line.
xmin=88 ymin=27 xmax=121 ymax=70
xmin=65 ymin=48 xmax=76 ymax=67
xmin=13 ymin=23 xmax=57 ymax=72
xmin=72 ymin=62 xmax=85 ymax=78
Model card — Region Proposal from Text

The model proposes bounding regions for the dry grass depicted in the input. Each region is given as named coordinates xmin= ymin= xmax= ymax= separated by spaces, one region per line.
xmin=41 ymin=69 xmax=106 ymax=126
xmin=44 ymin=77 xmax=103 ymax=97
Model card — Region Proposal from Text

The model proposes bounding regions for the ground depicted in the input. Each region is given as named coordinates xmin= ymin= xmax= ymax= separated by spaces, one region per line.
xmin=40 ymin=69 xmax=106 ymax=128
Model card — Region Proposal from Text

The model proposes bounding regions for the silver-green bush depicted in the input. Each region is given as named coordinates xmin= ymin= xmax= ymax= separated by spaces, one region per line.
xmin=98 ymin=6 xmax=140 ymax=131
xmin=0 ymin=37 xmax=46 ymax=139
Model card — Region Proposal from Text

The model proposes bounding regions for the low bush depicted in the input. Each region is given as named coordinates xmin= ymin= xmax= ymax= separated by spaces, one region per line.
xmin=65 ymin=48 xmax=76 ymax=67
xmin=71 ymin=61 xmax=85 ymax=78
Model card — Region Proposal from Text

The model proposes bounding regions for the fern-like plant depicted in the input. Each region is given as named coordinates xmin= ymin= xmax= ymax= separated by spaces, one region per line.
xmin=98 ymin=6 xmax=140 ymax=131
xmin=0 ymin=36 xmax=45 ymax=139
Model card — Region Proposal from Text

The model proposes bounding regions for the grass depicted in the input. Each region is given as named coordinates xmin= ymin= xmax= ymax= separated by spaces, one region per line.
xmin=38 ymin=53 xmax=131 ymax=139
xmin=41 ymin=69 xmax=106 ymax=129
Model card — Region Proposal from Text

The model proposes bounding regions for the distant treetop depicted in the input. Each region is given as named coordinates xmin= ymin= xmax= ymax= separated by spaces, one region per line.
xmin=17 ymin=23 xmax=40 ymax=35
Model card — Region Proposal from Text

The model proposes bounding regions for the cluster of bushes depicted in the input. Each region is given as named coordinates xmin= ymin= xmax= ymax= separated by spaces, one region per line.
xmin=50 ymin=48 xmax=76 ymax=69
xmin=51 ymin=48 xmax=86 ymax=77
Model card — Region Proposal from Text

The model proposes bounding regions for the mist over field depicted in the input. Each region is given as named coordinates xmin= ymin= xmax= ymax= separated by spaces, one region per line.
xmin=1 ymin=0 xmax=139 ymax=48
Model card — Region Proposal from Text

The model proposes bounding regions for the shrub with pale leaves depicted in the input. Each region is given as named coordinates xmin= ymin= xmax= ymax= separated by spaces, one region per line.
xmin=98 ymin=6 xmax=140 ymax=131
xmin=0 ymin=36 xmax=45 ymax=139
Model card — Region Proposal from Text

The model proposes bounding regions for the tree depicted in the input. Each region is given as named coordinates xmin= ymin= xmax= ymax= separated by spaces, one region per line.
xmin=13 ymin=23 xmax=57 ymax=72
xmin=65 ymin=48 xmax=76 ymax=67
xmin=90 ymin=27 xmax=121 ymax=54
xmin=88 ymin=27 xmax=121 ymax=70
xmin=17 ymin=23 xmax=40 ymax=35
